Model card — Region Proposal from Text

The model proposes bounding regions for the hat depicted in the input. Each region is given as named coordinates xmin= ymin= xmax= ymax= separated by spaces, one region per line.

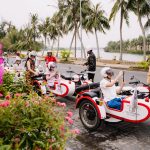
xmin=15 ymin=56 xmax=21 ymax=62
xmin=100 ymin=67 xmax=114 ymax=78
xmin=29 ymin=51 xmax=36 ymax=58
xmin=86 ymin=45 xmax=93 ymax=54
xmin=87 ymin=49 xmax=92 ymax=52
xmin=48 ymin=62 xmax=56 ymax=69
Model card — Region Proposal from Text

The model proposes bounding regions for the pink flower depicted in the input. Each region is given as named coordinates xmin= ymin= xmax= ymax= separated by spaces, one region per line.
xmin=57 ymin=102 xmax=62 ymax=106
xmin=65 ymin=116 xmax=70 ymax=121
xmin=0 ymin=100 xmax=10 ymax=107
xmin=0 ymin=93 xmax=3 ymax=97
xmin=67 ymin=111 xmax=73 ymax=118
xmin=61 ymin=103 xmax=66 ymax=107
xmin=5 ymin=95 xmax=11 ymax=100
xmin=60 ymin=125 xmax=65 ymax=131
xmin=44 ymin=96 xmax=49 ymax=100
xmin=25 ymin=101 xmax=30 ymax=107
xmin=68 ymin=118 xmax=74 ymax=125
xmin=65 ymin=116 xmax=74 ymax=124
xmin=71 ymin=129 xmax=80 ymax=135
xmin=57 ymin=102 xmax=66 ymax=107
xmin=15 ymin=93 xmax=22 ymax=97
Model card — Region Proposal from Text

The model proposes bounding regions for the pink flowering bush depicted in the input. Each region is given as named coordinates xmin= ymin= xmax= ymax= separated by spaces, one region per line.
xmin=0 ymin=93 xmax=75 ymax=150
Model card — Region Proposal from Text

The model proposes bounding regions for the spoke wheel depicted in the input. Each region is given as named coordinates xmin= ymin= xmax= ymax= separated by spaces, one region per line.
xmin=79 ymin=100 xmax=103 ymax=131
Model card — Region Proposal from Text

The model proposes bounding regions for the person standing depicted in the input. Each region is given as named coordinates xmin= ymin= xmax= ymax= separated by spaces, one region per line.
xmin=84 ymin=49 xmax=96 ymax=82
xmin=25 ymin=51 xmax=38 ymax=85
xmin=45 ymin=51 xmax=57 ymax=66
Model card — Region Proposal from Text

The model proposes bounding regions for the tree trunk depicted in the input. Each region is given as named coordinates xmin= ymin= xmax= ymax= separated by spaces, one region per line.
xmin=137 ymin=1 xmax=146 ymax=61
xmin=95 ymin=29 xmax=100 ymax=60
xmin=74 ymin=22 xmax=77 ymax=58
xmin=69 ymin=31 xmax=75 ymax=52
xmin=51 ymin=40 xmax=55 ymax=50
xmin=56 ymin=35 xmax=60 ymax=58
xmin=119 ymin=8 xmax=123 ymax=61
xmin=48 ymin=37 xmax=51 ymax=49
xmin=77 ymin=29 xmax=86 ymax=59
xmin=42 ymin=36 xmax=47 ymax=56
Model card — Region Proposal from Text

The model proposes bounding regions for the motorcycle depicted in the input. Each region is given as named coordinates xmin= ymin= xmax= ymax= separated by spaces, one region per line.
xmin=61 ymin=69 xmax=92 ymax=87
xmin=31 ymin=73 xmax=98 ymax=97
xmin=76 ymin=79 xmax=150 ymax=131
xmin=31 ymin=72 xmax=76 ymax=97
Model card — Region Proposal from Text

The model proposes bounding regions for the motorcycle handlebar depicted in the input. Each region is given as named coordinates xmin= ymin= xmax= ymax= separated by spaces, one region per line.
xmin=66 ymin=70 xmax=87 ymax=75
xmin=129 ymin=81 xmax=140 ymax=85
xmin=66 ymin=70 xmax=75 ymax=74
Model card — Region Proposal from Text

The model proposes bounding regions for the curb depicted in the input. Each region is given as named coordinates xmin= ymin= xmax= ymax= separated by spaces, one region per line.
xmin=58 ymin=61 xmax=130 ymax=70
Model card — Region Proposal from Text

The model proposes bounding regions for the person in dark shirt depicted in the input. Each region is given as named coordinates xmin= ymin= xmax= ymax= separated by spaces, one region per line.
xmin=84 ymin=49 xmax=96 ymax=82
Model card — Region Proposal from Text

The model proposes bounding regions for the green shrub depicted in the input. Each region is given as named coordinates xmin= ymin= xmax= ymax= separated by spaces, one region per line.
xmin=0 ymin=73 xmax=30 ymax=97
xmin=137 ymin=61 xmax=149 ymax=70
xmin=0 ymin=73 xmax=14 ymax=96
xmin=60 ymin=50 xmax=71 ymax=62
xmin=0 ymin=94 xmax=70 ymax=150
xmin=20 ymin=53 xmax=26 ymax=59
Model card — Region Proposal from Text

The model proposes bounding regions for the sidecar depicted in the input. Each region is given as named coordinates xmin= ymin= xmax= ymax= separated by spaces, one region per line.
xmin=33 ymin=76 xmax=76 ymax=97
xmin=76 ymin=90 xmax=150 ymax=131
xmin=48 ymin=79 xmax=75 ymax=97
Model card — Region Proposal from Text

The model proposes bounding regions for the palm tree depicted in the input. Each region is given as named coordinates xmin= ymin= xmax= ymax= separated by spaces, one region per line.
xmin=51 ymin=12 xmax=64 ymax=57
xmin=0 ymin=22 xmax=7 ymax=39
xmin=58 ymin=0 xmax=91 ymax=58
xmin=84 ymin=3 xmax=110 ymax=60
xmin=128 ymin=0 xmax=150 ymax=60
xmin=30 ymin=13 xmax=39 ymax=43
xmin=109 ymin=0 xmax=129 ymax=61
xmin=38 ymin=17 xmax=51 ymax=55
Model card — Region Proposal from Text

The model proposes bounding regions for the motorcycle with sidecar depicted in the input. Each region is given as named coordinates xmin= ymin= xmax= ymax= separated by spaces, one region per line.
xmin=76 ymin=80 xmax=150 ymax=131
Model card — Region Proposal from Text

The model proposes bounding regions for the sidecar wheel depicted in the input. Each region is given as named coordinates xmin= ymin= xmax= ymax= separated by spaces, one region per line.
xmin=79 ymin=100 xmax=103 ymax=131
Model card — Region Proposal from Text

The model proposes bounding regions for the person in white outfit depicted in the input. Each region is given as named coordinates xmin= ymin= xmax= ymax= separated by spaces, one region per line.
xmin=45 ymin=62 xmax=60 ymax=87
xmin=100 ymin=67 xmax=125 ymax=110
xmin=13 ymin=57 xmax=24 ymax=79
xmin=13 ymin=57 xmax=23 ymax=72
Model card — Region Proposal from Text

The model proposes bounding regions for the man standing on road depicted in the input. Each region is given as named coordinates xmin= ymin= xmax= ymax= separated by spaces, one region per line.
xmin=83 ymin=49 xmax=96 ymax=82
xmin=45 ymin=51 xmax=57 ymax=66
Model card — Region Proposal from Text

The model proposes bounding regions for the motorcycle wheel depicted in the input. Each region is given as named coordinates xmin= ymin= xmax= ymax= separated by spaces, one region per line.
xmin=79 ymin=100 xmax=104 ymax=131
xmin=33 ymin=83 xmax=42 ymax=96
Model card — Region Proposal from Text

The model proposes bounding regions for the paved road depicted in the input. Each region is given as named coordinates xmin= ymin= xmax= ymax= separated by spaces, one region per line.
xmin=57 ymin=63 xmax=150 ymax=150
xmin=58 ymin=63 xmax=147 ymax=84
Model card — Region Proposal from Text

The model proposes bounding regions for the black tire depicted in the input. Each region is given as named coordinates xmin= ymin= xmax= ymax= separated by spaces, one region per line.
xmin=79 ymin=100 xmax=104 ymax=131
xmin=33 ymin=83 xmax=42 ymax=96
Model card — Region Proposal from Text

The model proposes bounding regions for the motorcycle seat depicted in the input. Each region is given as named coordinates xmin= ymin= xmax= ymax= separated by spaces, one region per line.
xmin=90 ymin=88 xmax=102 ymax=97
xmin=75 ymin=82 xmax=100 ymax=94
xmin=82 ymin=92 xmax=98 ymax=98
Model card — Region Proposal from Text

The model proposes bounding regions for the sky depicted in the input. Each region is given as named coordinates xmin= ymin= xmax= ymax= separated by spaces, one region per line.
xmin=0 ymin=0 xmax=149 ymax=48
